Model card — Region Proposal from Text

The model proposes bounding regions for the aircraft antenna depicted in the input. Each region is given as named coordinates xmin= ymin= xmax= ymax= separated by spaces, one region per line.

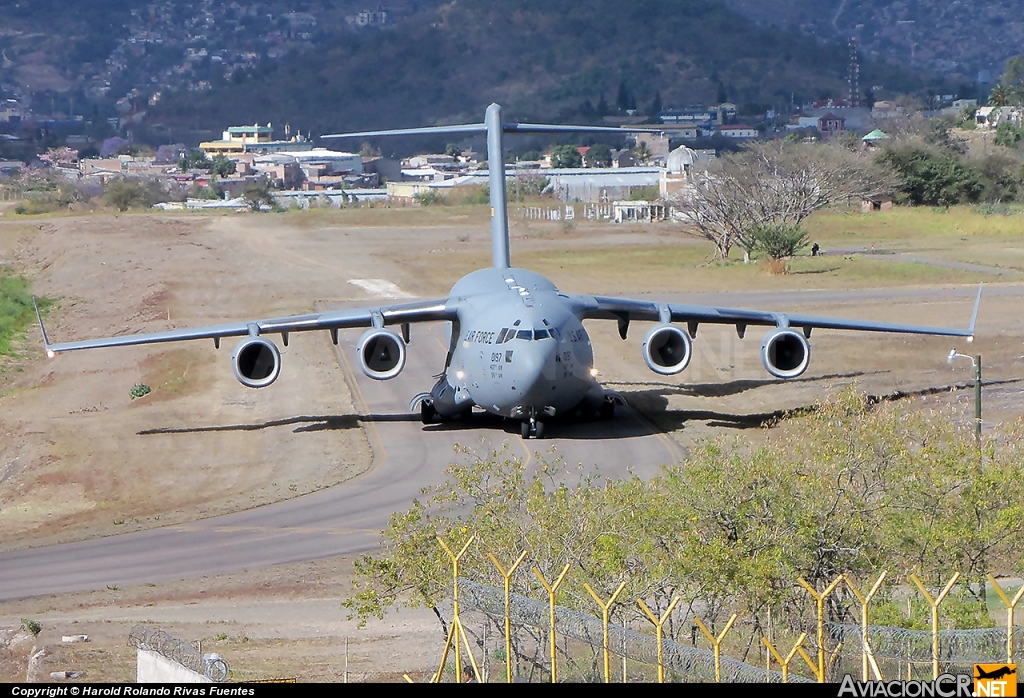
xmin=485 ymin=104 xmax=511 ymax=269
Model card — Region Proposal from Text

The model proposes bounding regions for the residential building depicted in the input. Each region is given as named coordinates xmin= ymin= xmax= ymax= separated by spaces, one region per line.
xmin=717 ymin=125 xmax=758 ymax=139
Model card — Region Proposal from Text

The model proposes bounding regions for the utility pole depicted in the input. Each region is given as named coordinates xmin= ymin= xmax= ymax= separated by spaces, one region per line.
xmin=947 ymin=349 xmax=982 ymax=441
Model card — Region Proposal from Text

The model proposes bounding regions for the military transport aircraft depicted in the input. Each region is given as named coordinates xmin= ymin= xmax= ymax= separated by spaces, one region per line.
xmin=35 ymin=104 xmax=981 ymax=438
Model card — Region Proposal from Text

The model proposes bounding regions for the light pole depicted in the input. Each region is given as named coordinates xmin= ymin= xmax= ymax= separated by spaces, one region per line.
xmin=947 ymin=348 xmax=982 ymax=442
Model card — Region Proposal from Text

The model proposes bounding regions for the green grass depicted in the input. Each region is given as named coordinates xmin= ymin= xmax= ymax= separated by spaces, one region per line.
xmin=0 ymin=269 xmax=46 ymax=357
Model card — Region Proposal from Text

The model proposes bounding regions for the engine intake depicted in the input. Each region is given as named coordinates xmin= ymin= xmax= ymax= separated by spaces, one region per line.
xmin=232 ymin=337 xmax=282 ymax=388
xmin=642 ymin=324 xmax=692 ymax=375
xmin=357 ymin=328 xmax=407 ymax=380
xmin=761 ymin=328 xmax=810 ymax=379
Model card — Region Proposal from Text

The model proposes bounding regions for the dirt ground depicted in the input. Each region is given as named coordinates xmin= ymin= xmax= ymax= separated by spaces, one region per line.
xmin=1 ymin=207 xmax=1022 ymax=682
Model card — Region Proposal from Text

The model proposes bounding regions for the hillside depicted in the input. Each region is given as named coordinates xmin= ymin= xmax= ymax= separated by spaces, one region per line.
xmin=724 ymin=0 xmax=1022 ymax=83
xmin=144 ymin=0 xmax=936 ymax=145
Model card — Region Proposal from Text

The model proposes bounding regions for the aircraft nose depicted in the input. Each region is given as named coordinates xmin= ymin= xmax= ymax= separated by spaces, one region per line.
xmin=516 ymin=340 xmax=558 ymax=398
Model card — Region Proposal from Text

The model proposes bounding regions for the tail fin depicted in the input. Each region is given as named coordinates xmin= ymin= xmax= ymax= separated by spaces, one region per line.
xmin=323 ymin=106 xmax=663 ymax=270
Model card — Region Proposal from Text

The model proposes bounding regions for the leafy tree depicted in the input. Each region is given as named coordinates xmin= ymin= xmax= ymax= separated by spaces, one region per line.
xmin=210 ymin=154 xmax=237 ymax=177
xmin=104 ymin=180 xmax=150 ymax=212
xmin=343 ymin=387 xmax=1024 ymax=637
xmin=881 ymin=147 xmax=985 ymax=207
xmin=444 ymin=143 xmax=462 ymax=158
xmin=632 ymin=141 xmax=652 ymax=164
xmin=550 ymin=144 xmax=582 ymax=169
xmin=748 ymin=222 xmax=809 ymax=260
xmin=179 ymin=150 xmax=212 ymax=172
xmin=993 ymin=122 xmax=1023 ymax=149
xmin=241 ymin=181 xmax=275 ymax=211
xmin=987 ymin=84 xmax=1010 ymax=107
xmin=584 ymin=143 xmax=612 ymax=168
xmin=648 ymin=90 xmax=662 ymax=118
xmin=997 ymin=55 xmax=1024 ymax=105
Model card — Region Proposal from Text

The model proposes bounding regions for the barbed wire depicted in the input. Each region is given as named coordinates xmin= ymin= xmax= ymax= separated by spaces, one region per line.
xmin=459 ymin=578 xmax=809 ymax=683
xmin=127 ymin=625 xmax=229 ymax=682
xmin=827 ymin=622 xmax=1024 ymax=663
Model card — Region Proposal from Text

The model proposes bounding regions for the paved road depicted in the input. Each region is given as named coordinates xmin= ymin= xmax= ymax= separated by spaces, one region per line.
xmin=0 ymin=317 xmax=680 ymax=601
xmin=1 ymin=282 xmax=1017 ymax=602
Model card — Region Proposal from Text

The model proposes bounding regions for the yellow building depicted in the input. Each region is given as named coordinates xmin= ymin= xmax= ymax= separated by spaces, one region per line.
xmin=200 ymin=124 xmax=274 ymax=156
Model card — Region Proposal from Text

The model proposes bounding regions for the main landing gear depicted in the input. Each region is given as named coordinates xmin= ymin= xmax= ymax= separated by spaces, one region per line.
xmin=520 ymin=417 xmax=545 ymax=439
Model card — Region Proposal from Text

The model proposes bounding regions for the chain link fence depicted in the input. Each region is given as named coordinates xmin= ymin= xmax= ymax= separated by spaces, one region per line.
xmin=459 ymin=578 xmax=805 ymax=683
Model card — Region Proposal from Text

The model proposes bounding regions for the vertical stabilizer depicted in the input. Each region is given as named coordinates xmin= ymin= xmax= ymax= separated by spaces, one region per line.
xmin=485 ymin=104 xmax=511 ymax=269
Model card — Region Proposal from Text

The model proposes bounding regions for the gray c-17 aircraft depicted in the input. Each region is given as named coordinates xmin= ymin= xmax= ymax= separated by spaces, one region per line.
xmin=35 ymin=104 xmax=981 ymax=438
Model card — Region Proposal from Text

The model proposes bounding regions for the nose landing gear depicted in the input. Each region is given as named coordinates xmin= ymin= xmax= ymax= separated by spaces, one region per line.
xmin=520 ymin=417 xmax=545 ymax=439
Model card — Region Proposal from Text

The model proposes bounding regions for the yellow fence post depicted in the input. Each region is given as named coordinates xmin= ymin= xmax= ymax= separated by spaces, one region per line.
xmin=762 ymin=632 xmax=808 ymax=683
xmin=488 ymin=550 xmax=528 ymax=684
xmin=845 ymin=571 xmax=887 ymax=681
xmin=584 ymin=581 xmax=627 ymax=683
xmin=637 ymin=597 xmax=679 ymax=684
xmin=987 ymin=574 xmax=1024 ymax=664
xmin=797 ymin=575 xmax=844 ymax=682
xmin=434 ymin=536 xmax=481 ymax=683
xmin=533 ymin=564 xmax=570 ymax=683
xmin=694 ymin=613 xmax=739 ymax=682
xmin=909 ymin=572 xmax=960 ymax=680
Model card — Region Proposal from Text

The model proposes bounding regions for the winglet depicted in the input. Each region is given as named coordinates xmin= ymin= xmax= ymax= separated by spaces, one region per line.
xmin=966 ymin=283 xmax=982 ymax=341
xmin=32 ymin=297 xmax=55 ymax=357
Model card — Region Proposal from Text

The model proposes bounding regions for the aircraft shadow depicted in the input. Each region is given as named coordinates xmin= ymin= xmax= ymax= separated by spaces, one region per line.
xmin=421 ymin=409 xmax=657 ymax=440
xmin=608 ymin=370 xmax=878 ymax=399
xmin=137 ymin=413 xmax=420 ymax=435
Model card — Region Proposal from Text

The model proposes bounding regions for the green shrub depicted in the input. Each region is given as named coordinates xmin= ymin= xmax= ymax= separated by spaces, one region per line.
xmin=129 ymin=383 xmax=152 ymax=400
xmin=20 ymin=618 xmax=41 ymax=636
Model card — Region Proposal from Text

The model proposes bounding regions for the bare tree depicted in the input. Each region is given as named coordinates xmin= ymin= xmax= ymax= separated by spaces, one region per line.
xmin=670 ymin=140 xmax=894 ymax=262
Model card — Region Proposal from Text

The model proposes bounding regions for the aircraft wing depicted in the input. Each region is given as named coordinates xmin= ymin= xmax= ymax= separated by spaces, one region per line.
xmin=34 ymin=297 xmax=454 ymax=355
xmin=574 ymin=285 xmax=981 ymax=339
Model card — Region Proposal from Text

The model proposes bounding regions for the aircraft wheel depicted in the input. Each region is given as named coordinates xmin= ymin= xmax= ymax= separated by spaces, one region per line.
xmin=520 ymin=420 xmax=531 ymax=438
xmin=420 ymin=401 xmax=436 ymax=425
xmin=534 ymin=420 xmax=545 ymax=439
xmin=599 ymin=401 xmax=615 ymax=420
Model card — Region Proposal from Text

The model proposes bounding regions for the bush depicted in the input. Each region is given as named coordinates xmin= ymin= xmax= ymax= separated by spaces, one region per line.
xmin=413 ymin=190 xmax=446 ymax=206
xmin=129 ymin=383 xmax=151 ymax=400
xmin=20 ymin=618 xmax=41 ymax=636
xmin=749 ymin=222 xmax=809 ymax=260
xmin=104 ymin=180 xmax=150 ymax=212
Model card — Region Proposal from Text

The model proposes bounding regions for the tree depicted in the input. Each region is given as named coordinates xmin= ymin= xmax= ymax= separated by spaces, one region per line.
xmin=584 ymin=143 xmax=612 ymax=168
xmin=632 ymin=141 xmax=652 ymax=164
xmin=670 ymin=140 xmax=892 ymax=261
xmin=997 ymin=55 xmax=1024 ymax=105
xmin=444 ymin=143 xmax=461 ymax=158
xmin=104 ymin=180 xmax=149 ymax=212
xmin=880 ymin=147 xmax=985 ymax=206
xmin=179 ymin=150 xmax=212 ymax=172
xmin=550 ymin=144 xmax=582 ymax=169
xmin=210 ymin=154 xmax=236 ymax=177
xmin=748 ymin=222 xmax=809 ymax=260
xmin=648 ymin=90 xmax=662 ymax=118
xmin=241 ymin=181 xmax=275 ymax=211
xmin=993 ymin=122 xmax=1023 ymax=149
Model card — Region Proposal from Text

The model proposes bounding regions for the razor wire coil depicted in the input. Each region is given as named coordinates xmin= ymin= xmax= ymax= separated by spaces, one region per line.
xmin=128 ymin=625 xmax=229 ymax=682
xmin=827 ymin=622 xmax=1024 ymax=664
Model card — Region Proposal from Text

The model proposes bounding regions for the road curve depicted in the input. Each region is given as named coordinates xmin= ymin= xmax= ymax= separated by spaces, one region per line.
xmin=0 ymin=316 xmax=680 ymax=601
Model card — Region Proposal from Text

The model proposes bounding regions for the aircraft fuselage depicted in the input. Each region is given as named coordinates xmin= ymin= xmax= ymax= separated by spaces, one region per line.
xmin=438 ymin=267 xmax=603 ymax=421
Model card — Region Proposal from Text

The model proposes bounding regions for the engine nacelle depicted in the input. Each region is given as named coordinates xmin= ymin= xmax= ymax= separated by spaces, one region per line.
xmin=641 ymin=324 xmax=692 ymax=375
xmin=761 ymin=328 xmax=810 ymax=379
xmin=232 ymin=337 xmax=282 ymax=388
xmin=357 ymin=328 xmax=407 ymax=380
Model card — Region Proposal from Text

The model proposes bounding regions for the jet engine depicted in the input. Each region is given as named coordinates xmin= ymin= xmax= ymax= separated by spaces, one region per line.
xmin=641 ymin=324 xmax=692 ymax=375
xmin=232 ymin=337 xmax=282 ymax=388
xmin=357 ymin=328 xmax=407 ymax=380
xmin=760 ymin=328 xmax=810 ymax=379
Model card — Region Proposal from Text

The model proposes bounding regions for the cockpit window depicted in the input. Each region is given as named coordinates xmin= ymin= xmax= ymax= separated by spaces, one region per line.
xmin=516 ymin=330 xmax=532 ymax=340
xmin=497 ymin=328 xmax=509 ymax=343
xmin=534 ymin=329 xmax=550 ymax=340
